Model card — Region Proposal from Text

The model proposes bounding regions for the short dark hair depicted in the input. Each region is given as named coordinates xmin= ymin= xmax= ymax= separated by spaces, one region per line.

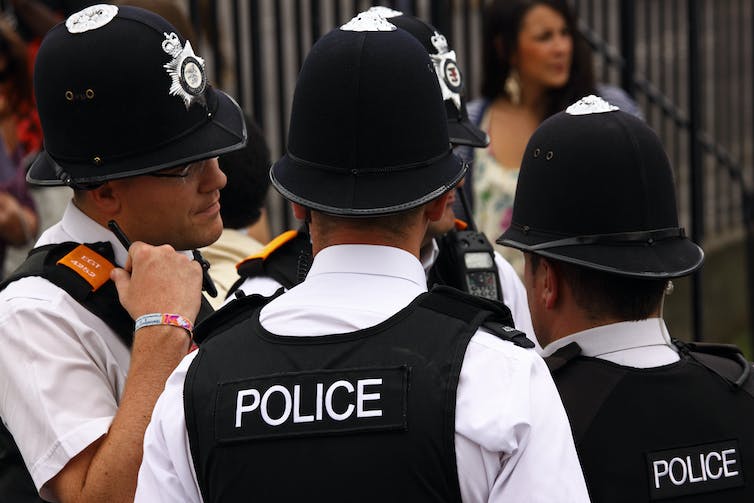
xmin=529 ymin=254 xmax=667 ymax=321
xmin=480 ymin=0 xmax=596 ymax=118
xmin=314 ymin=205 xmax=426 ymax=242
xmin=218 ymin=115 xmax=271 ymax=229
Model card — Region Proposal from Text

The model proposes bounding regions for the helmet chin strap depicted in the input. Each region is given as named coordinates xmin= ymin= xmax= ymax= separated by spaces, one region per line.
xmin=659 ymin=280 xmax=675 ymax=347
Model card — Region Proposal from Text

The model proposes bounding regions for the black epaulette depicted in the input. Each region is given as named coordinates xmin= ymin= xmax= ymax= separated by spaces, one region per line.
xmin=0 ymin=242 xmax=215 ymax=350
xmin=229 ymin=228 xmax=312 ymax=297
xmin=674 ymin=339 xmax=754 ymax=396
xmin=193 ymin=289 xmax=283 ymax=344
xmin=0 ymin=242 xmax=136 ymax=348
xmin=421 ymin=285 xmax=534 ymax=349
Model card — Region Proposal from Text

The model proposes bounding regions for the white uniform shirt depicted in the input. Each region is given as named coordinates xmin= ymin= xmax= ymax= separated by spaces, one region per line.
xmin=233 ymin=237 xmax=540 ymax=350
xmin=540 ymin=318 xmax=681 ymax=368
xmin=136 ymin=244 xmax=589 ymax=502
xmin=0 ymin=201 xmax=131 ymax=501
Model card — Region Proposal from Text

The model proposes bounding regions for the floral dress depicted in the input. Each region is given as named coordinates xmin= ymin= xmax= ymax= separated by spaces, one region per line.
xmin=471 ymin=108 xmax=524 ymax=276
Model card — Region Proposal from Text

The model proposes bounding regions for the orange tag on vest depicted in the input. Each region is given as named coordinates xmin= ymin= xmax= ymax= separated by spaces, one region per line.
xmin=57 ymin=244 xmax=114 ymax=291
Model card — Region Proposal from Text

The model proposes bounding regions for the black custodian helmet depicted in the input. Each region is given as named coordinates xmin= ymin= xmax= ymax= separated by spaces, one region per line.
xmin=28 ymin=4 xmax=246 ymax=187
xmin=497 ymin=95 xmax=704 ymax=279
xmin=368 ymin=7 xmax=489 ymax=148
xmin=270 ymin=10 xmax=466 ymax=216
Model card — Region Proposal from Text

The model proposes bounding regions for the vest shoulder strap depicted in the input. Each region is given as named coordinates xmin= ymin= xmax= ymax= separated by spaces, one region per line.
xmin=544 ymin=345 xmax=630 ymax=443
xmin=232 ymin=229 xmax=312 ymax=294
xmin=193 ymin=289 xmax=282 ymax=344
xmin=545 ymin=341 xmax=583 ymax=372
xmin=422 ymin=285 xmax=533 ymax=348
xmin=1 ymin=242 xmax=135 ymax=348
xmin=674 ymin=339 xmax=754 ymax=396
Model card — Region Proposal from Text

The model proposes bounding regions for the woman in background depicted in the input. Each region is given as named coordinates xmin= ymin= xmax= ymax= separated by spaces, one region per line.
xmin=0 ymin=17 xmax=40 ymax=278
xmin=462 ymin=0 xmax=640 ymax=274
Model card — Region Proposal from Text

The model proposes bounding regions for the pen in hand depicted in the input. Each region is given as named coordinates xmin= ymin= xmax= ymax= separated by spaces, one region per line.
xmin=107 ymin=219 xmax=218 ymax=298
xmin=107 ymin=219 xmax=132 ymax=249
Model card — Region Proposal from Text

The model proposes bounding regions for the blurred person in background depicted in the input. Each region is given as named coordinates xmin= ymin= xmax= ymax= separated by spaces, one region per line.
xmin=460 ymin=0 xmax=640 ymax=275
xmin=5 ymin=0 xmax=97 ymax=60
xmin=0 ymin=16 xmax=39 ymax=279
xmin=201 ymin=113 xmax=271 ymax=308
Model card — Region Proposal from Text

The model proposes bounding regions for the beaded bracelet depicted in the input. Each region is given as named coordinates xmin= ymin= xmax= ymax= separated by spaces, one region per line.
xmin=134 ymin=313 xmax=194 ymax=337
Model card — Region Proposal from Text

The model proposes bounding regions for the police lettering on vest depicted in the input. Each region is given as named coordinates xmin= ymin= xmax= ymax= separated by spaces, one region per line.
xmin=647 ymin=440 xmax=744 ymax=500
xmin=236 ymin=377 xmax=383 ymax=426
xmin=215 ymin=367 xmax=408 ymax=442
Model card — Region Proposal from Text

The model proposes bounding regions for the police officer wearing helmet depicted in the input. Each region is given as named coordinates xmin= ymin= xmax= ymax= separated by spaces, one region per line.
xmin=230 ymin=7 xmax=537 ymax=350
xmin=498 ymin=95 xmax=754 ymax=502
xmin=135 ymin=11 xmax=589 ymax=503
xmin=0 ymin=4 xmax=246 ymax=502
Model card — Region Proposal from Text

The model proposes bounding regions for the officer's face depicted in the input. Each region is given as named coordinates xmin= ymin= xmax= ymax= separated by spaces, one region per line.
xmin=109 ymin=157 xmax=227 ymax=250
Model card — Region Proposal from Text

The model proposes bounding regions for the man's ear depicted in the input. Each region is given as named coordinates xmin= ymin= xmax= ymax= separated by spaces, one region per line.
xmin=425 ymin=192 xmax=451 ymax=222
xmin=541 ymin=258 xmax=560 ymax=309
xmin=82 ymin=182 xmax=120 ymax=215
xmin=291 ymin=203 xmax=311 ymax=222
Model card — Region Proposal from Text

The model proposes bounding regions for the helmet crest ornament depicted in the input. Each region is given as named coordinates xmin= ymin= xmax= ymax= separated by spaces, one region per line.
xmin=162 ymin=32 xmax=207 ymax=110
xmin=66 ymin=4 xmax=118 ymax=33
xmin=429 ymin=32 xmax=462 ymax=111
xmin=340 ymin=11 xmax=396 ymax=32
xmin=566 ymin=95 xmax=619 ymax=115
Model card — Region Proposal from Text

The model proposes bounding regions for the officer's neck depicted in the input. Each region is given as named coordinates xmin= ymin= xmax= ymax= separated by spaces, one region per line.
xmin=308 ymin=214 xmax=425 ymax=259
xmin=541 ymin=300 xmax=662 ymax=348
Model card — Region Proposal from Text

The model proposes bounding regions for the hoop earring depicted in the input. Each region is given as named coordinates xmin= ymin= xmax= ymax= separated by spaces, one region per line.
xmin=504 ymin=69 xmax=521 ymax=105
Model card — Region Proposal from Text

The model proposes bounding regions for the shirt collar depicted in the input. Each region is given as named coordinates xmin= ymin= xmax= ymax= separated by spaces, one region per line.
xmin=541 ymin=318 xmax=675 ymax=358
xmin=419 ymin=238 xmax=439 ymax=273
xmin=309 ymin=244 xmax=427 ymax=290
xmin=57 ymin=201 xmax=194 ymax=267
xmin=59 ymin=201 xmax=130 ymax=266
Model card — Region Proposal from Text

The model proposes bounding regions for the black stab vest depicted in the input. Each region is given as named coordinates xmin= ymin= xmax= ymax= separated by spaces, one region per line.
xmin=548 ymin=343 xmax=754 ymax=502
xmin=185 ymin=286 xmax=528 ymax=502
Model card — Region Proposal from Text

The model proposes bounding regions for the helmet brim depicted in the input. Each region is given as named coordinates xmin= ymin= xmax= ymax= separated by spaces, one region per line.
xmin=447 ymin=115 xmax=489 ymax=148
xmin=27 ymin=88 xmax=247 ymax=186
xmin=498 ymin=227 xmax=705 ymax=279
xmin=271 ymin=150 xmax=467 ymax=216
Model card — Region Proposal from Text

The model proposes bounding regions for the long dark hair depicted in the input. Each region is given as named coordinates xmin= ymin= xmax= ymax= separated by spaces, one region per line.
xmin=480 ymin=0 xmax=595 ymax=119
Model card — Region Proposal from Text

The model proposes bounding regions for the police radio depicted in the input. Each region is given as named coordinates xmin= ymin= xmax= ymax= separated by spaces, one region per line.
xmin=430 ymin=190 xmax=503 ymax=301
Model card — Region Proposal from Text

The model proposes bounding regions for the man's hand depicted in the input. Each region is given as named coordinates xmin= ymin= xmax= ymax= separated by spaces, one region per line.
xmin=110 ymin=242 xmax=203 ymax=323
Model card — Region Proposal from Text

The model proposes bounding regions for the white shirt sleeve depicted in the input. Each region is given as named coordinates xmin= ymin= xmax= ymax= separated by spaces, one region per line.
xmin=0 ymin=278 xmax=129 ymax=500
xmin=135 ymin=352 xmax=203 ymax=503
xmin=495 ymin=252 xmax=541 ymax=352
xmin=455 ymin=330 xmax=590 ymax=502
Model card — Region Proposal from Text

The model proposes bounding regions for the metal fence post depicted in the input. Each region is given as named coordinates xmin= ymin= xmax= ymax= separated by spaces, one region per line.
xmin=619 ymin=0 xmax=636 ymax=97
xmin=688 ymin=0 xmax=704 ymax=342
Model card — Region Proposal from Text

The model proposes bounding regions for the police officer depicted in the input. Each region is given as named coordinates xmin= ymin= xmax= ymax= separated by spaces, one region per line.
xmin=497 ymin=95 xmax=754 ymax=502
xmin=231 ymin=8 xmax=536 ymax=347
xmin=0 ymin=4 xmax=246 ymax=502
xmin=135 ymin=11 xmax=589 ymax=502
